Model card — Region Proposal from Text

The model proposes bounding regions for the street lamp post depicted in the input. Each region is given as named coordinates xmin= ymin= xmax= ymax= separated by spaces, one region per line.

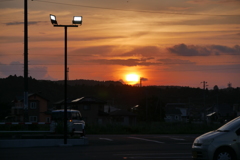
xmin=50 ymin=14 xmax=82 ymax=144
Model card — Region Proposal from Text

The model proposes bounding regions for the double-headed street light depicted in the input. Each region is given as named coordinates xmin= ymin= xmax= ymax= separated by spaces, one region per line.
xmin=50 ymin=14 xmax=82 ymax=145
xmin=50 ymin=14 xmax=82 ymax=26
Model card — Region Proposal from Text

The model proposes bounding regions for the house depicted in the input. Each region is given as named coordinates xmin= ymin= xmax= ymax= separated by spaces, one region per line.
xmin=54 ymin=96 xmax=137 ymax=125
xmin=164 ymin=108 xmax=182 ymax=122
xmin=206 ymin=104 xmax=236 ymax=123
xmin=54 ymin=96 xmax=106 ymax=124
xmin=10 ymin=93 xmax=50 ymax=122
xmin=164 ymin=103 xmax=189 ymax=122
xmin=108 ymin=109 xmax=136 ymax=125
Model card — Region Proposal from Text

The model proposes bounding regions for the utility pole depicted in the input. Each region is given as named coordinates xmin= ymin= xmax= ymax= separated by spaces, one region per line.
xmin=201 ymin=81 xmax=208 ymax=90
xmin=24 ymin=0 xmax=29 ymax=122
xmin=201 ymin=81 xmax=208 ymax=122
xmin=139 ymin=77 xmax=142 ymax=87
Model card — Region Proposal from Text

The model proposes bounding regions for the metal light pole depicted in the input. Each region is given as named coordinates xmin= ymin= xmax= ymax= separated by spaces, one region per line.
xmin=24 ymin=0 xmax=29 ymax=122
xmin=50 ymin=14 xmax=82 ymax=144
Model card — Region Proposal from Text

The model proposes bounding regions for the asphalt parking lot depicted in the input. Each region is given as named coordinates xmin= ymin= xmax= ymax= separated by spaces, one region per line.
xmin=0 ymin=134 xmax=197 ymax=160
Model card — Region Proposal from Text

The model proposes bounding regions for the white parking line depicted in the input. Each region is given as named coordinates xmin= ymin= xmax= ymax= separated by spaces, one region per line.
xmin=99 ymin=138 xmax=113 ymax=141
xmin=126 ymin=156 xmax=191 ymax=159
xmin=115 ymin=153 xmax=191 ymax=156
xmin=128 ymin=137 xmax=164 ymax=144
xmin=115 ymin=153 xmax=192 ymax=159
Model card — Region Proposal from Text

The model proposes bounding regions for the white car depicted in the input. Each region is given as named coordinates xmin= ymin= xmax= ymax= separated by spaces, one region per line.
xmin=50 ymin=109 xmax=85 ymax=136
xmin=192 ymin=116 xmax=240 ymax=160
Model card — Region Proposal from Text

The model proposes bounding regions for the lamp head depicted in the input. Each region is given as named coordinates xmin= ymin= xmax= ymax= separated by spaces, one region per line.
xmin=72 ymin=16 xmax=82 ymax=25
xmin=50 ymin=14 xmax=58 ymax=25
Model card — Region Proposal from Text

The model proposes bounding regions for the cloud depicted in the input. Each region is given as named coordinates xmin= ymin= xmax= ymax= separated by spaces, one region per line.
xmin=167 ymin=44 xmax=211 ymax=56
xmin=162 ymin=16 xmax=240 ymax=25
xmin=0 ymin=61 xmax=23 ymax=77
xmin=164 ymin=63 xmax=240 ymax=73
xmin=120 ymin=46 xmax=160 ymax=57
xmin=4 ymin=21 xmax=44 ymax=26
xmin=140 ymin=77 xmax=148 ymax=81
xmin=70 ymin=46 xmax=114 ymax=56
xmin=28 ymin=66 xmax=48 ymax=79
xmin=129 ymin=32 xmax=149 ymax=38
xmin=167 ymin=44 xmax=240 ymax=56
xmin=168 ymin=7 xmax=192 ymax=11
xmin=76 ymin=36 xmax=125 ymax=42
xmin=187 ymin=0 xmax=210 ymax=4
xmin=157 ymin=58 xmax=240 ymax=73
xmin=187 ymin=0 xmax=240 ymax=4
xmin=210 ymin=45 xmax=240 ymax=55
xmin=0 ymin=61 xmax=52 ymax=79
xmin=157 ymin=58 xmax=196 ymax=65
xmin=219 ymin=0 xmax=240 ymax=3
xmin=88 ymin=58 xmax=161 ymax=66
xmin=0 ymin=36 xmax=23 ymax=43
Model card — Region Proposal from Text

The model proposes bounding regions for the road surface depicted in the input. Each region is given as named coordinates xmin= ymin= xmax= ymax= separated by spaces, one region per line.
xmin=0 ymin=134 xmax=198 ymax=160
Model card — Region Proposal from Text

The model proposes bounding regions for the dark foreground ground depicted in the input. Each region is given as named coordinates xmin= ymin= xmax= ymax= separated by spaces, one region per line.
xmin=0 ymin=134 xmax=198 ymax=160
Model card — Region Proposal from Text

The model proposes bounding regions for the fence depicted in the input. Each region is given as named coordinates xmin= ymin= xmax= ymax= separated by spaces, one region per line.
xmin=0 ymin=122 xmax=52 ymax=133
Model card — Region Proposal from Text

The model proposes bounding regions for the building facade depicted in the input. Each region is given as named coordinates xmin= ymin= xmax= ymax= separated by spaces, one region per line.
xmin=11 ymin=93 xmax=50 ymax=122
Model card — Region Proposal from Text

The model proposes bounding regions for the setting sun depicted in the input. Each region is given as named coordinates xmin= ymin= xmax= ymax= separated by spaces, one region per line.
xmin=125 ymin=74 xmax=140 ymax=85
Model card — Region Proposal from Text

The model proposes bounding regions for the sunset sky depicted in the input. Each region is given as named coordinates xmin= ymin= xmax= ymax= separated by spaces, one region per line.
xmin=0 ymin=0 xmax=240 ymax=89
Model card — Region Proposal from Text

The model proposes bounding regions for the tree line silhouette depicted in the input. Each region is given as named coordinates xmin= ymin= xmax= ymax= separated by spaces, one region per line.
xmin=0 ymin=75 xmax=239 ymax=121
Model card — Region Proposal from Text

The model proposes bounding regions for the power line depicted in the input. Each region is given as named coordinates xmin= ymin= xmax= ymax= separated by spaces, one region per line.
xmin=33 ymin=0 xmax=240 ymax=16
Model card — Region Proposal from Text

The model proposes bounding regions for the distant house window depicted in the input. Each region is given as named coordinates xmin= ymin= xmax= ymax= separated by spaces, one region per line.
xmin=83 ymin=104 xmax=91 ymax=110
xmin=29 ymin=116 xmax=37 ymax=122
xmin=30 ymin=102 xmax=37 ymax=109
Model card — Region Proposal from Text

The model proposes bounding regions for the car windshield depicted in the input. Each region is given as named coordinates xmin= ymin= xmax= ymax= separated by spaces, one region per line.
xmin=217 ymin=116 xmax=240 ymax=131
xmin=51 ymin=112 xmax=82 ymax=121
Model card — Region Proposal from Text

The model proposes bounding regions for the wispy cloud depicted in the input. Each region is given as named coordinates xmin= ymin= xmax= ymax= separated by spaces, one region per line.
xmin=88 ymin=58 xmax=161 ymax=66
xmin=157 ymin=58 xmax=196 ymax=65
xmin=120 ymin=46 xmax=160 ymax=57
xmin=5 ymin=21 xmax=44 ymax=26
xmin=71 ymin=46 xmax=114 ymax=56
xmin=187 ymin=0 xmax=240 ymax=4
